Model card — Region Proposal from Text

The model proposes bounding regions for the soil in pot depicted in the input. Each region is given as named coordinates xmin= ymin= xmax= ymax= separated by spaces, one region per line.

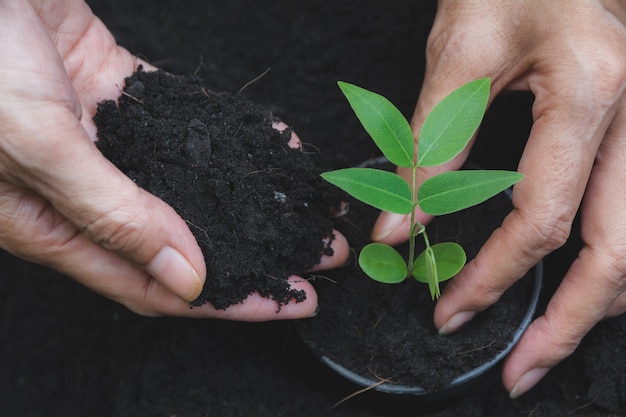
xmin=94 ymin=68 xmax=342 ymax=310
xmin=299 ymin=166 xmax=538 ymax=394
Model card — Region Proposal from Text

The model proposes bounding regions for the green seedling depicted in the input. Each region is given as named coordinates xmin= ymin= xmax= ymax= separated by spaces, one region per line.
xmin=321 ymin=78 xmax=523 ymax=299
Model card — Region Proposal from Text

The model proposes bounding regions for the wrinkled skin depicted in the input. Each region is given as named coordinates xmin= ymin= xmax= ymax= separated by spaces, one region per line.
xmin=373 ymin=0 xmax=626 ymax=398
xmin=0 ymin=0 xmax=348 ymax=320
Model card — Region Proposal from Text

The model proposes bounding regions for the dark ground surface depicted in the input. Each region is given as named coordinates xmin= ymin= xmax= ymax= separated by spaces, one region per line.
xmin=1 ymin=1 xmax=625 ymax=416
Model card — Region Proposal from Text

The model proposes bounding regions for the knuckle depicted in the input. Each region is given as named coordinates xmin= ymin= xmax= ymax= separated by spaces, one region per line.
xmin=0 ymin=190 xmax=82 ymax=261
xmin=425 ymin=28 xmax=451 ymax=61
xmin=83 ymin=206 xmax=146 ymax=255
xmin=124 ymin=301 xmax=160 ymax=317
xmin=573 ymin=43 xmax=626 ymax=110
xmin=588 ymin=47 xmax=626 ymax=90
xmin=119 ymin=280 xmax=164 ymax=317
xmin=534 ymin=217 xmax=571 ymax=251
xmin=465 ymin=259 xmax=507 ymax=305
xmin=596 ymin=244 xmax=626 ymax=291
xmin=533 ymin=315 xmax=582 ymax=360
xmin=517 ymin=209 xmax=572 ymax=253
xmin=425 ymin=27 xmax=473 ymax=70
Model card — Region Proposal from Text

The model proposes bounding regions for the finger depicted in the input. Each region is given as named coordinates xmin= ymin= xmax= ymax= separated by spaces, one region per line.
xmin=1 ymin=110 xmax=206 ymax=303
xmin=209 ymin=276 xmax=318 ymax=321
xmin=504 ymin=247 xmax=624 ymax=398
xmin=370 ymin=71 xmax=482 ymax=245
xmin=0 ymin=185 xmax=318 ymax=319
xmin=0 ymin=182 xmax=202 ymax=310
xmin=370 ymin=19 xmax=518 ymax=246
xmin=504 ymin=101 xmax=626 ymax=398
xmin=272 ymin=120 xmax=302 ymax=150
xmin=434 ymin=71 xmax=616 ymax=333
xmin=370 ymin=87 xmax=479 ymax=245
xmin=371 ymin=0 xmax=544 ymax=246
xmin=311 ymin=230 xmax=349 ymax=271
xmin=601 ymin=120 xmax=626 ymax=322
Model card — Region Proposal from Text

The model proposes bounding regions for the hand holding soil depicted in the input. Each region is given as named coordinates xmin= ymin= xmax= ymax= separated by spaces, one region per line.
xmin=373 ymin=0 xmax=626 ymax=399
xmin=0 ymin=0 xmax=347 ymax=321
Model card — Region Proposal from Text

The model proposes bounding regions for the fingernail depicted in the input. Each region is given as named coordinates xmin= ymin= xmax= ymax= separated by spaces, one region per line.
xmin=309 ymin=306 xmax=320 ymax=318
xmin=147 ymin=246 xmax=203 ymax=302
xmin=509 ymin=368 xmax=549 ymax=399
xmin=371 ymin=212 xmax=406 ymax=241
xmin=439 ymin=311 xmax=476 ymax=335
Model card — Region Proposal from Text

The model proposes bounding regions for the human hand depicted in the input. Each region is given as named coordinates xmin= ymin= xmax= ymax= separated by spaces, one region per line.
xmin=372 ymin=0 xmax=626 ymax=397
xmin=0 ymin=0 xmax=348 ymax=321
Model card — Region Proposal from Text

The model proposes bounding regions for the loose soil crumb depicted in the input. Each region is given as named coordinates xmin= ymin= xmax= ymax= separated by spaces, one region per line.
xmin=95 ymin=68 xmax=341 ymax=310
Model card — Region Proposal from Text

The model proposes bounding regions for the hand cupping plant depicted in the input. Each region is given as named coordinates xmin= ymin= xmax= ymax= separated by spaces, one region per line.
xmin=321 ymin=78 xmax=523 ymax=299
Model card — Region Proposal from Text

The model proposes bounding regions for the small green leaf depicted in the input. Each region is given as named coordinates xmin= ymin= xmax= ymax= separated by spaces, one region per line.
xmin=338 ymin=82 xmax=414 ymax=168
xmin=417 ymin=78 xmax=490 ymax=167
xmin=424 ymin=247 xmax=438 ymax=299
xmin=359 ymin=243 xmax=408 ymax=284
xmin=321 ymin=168 xmax=413 ymax=214
xmin=418 ymin=170 xmax=523 ymax=215
xmin=412 ymin=242 xmax=466 ymax=284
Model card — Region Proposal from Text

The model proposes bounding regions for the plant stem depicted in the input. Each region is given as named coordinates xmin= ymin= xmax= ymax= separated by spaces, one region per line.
xmin=407 ymin=165 xmax=421 ymax=274
xmin=407 ymin=222 xmax=417 ymax=275
xmin=407 ymin=163 xmax=436 ymax=296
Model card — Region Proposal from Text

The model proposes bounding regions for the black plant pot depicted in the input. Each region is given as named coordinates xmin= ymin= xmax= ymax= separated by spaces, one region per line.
xmin=318 ymin=264 xmax=542 ymax=404
xmin=299 ymin=158 xmax=543 ymax=407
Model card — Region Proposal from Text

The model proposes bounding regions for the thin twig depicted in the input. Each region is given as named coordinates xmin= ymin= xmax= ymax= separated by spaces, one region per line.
xmin=307 ymin=274 xmax=338 ymax=284
xmin=184 ymin=219 xmax=212 ymax=248
xmin=118 ymin=88 xmax=144 ymax=105
xmin=372 ymin=313 xmax=385 ymax=330
xmin=567 ymin=379 xmax=608 ymax=415
xmin=194 ymin=56 xmax=205 ymax=75
xmin=458 ymin=339 xmax=497 ymax=356
xmin=332 ymin=373 xmax=393 ymax=409
xmin=238 ymin=67 xmax=271 ymax=93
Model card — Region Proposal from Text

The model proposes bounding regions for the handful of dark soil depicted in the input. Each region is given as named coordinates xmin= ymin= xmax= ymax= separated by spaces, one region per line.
xmin=94 ymin=68 xmax=340 ymax=310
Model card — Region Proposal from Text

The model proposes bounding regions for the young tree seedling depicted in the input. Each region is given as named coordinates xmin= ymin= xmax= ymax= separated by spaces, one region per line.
xmin=321 ymin=78 xmax=523 ymax=299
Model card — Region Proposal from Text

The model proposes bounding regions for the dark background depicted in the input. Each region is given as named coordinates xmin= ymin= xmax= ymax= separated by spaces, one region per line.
xmin=1 ymin=1 xmax=623 ymax=416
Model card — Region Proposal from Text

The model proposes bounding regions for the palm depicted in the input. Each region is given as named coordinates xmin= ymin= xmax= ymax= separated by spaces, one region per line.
xmin=37 ymin=1 xmax=146 ymax=139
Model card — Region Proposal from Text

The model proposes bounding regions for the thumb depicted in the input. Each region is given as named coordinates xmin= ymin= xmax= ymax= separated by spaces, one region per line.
xmin=9 ymin=108 xmax=206 ymax=302
xmin=370 ymin=76 xmax=483 ymax=246
xmin=372 ymin=1 xmax=521 ymax=246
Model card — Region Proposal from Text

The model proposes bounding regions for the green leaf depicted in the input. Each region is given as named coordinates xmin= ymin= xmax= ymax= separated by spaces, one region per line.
xmin=359 ymin=243 xmax=407 ymax=284
xmin=338 ymin=82 xmax=414 ymax=168
xmin=321 ymin=168 xmax=413 ymax=214
xmin=412 ymin=242 xmax=466 ymax=283
xmin=417 ymin=78 xmax=490 ymax=167
xmin=418 ymin=170 xmax=523 ymax=215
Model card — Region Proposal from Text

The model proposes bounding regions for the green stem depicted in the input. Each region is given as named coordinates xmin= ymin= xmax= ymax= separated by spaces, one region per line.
xmin=407 ymin=164 xmax=423 ymax=273
xmin=408 ymin=163 xmax=438 ymax=297
xmin=422 ymin=228 xmax=431 ymax=249
xmin=420 ymin=214 xmax=439 ymax=298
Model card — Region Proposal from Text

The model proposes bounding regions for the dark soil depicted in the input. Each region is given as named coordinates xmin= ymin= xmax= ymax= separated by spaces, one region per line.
xmin=299 ymin=184 xmax=536 ymax=393
xmin=1 ymin=1 xmax=625 ymax=417
xmin=94 ymin=68 xmax=339 ymax=309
